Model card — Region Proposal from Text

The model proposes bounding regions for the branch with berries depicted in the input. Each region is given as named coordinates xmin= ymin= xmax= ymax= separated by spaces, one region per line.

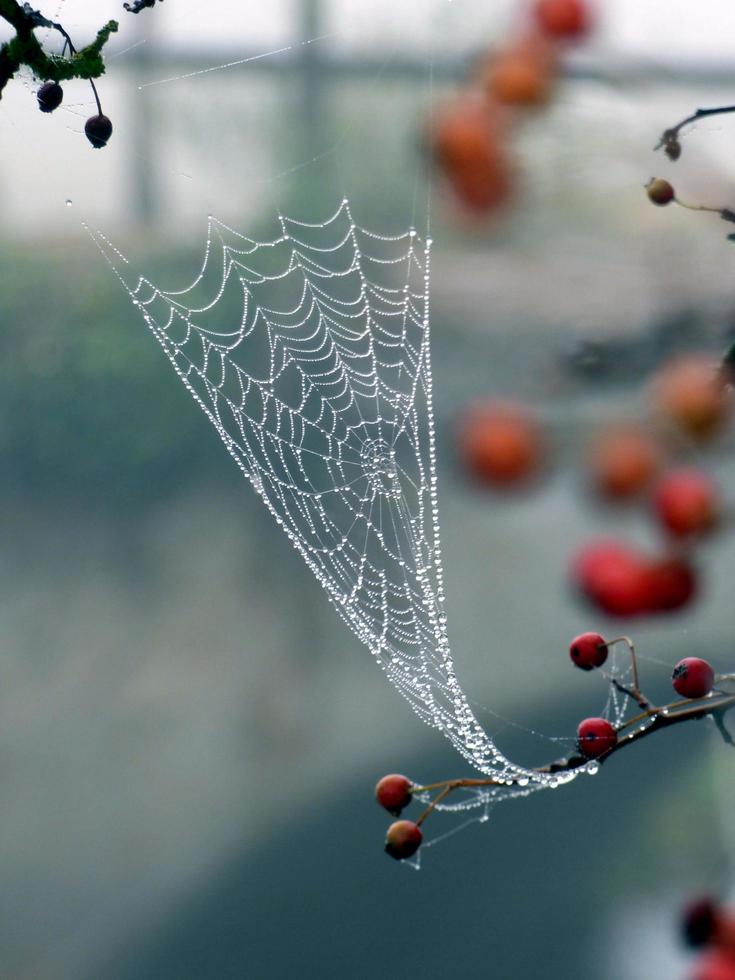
xmin=377 ymin=639 xmax=735 ymax=861
xmin=0 ymin=0 xmax=162 ymax=147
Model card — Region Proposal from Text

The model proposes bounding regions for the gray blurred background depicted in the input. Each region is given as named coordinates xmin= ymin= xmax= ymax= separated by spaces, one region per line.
xmin=1 ymin=1 xmax=735 ymax=977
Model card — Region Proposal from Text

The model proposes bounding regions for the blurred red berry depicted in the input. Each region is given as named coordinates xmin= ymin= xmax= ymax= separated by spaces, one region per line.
xmin=654 ymin=469 xmax=720 ymax=538
xmin=458 ymin=400 xmax=543 ymax=488
xmin=375 ymin=774 xmax=413 ymax=816
xmin=384 ymin=820 xmax=423 ymax=861
xmin=572 ymin=541 xmax=651 ymax=616
xmin=672 ymin=657 xmax=715 ymax=699
xmin=588 ymin=426 xmax=661 ymax=500
xmin=569 ymin=631 xmax=608 ymax=671
xmin=645 ymin=557 xmax=697 ymax=612
xmin=577 ymin=717 xmax=617 ymax=758
xmin=483 ymin=34 xmax=558 ymax=108
xmin=431 ymin=99 xmax=514 ymax=215
xmin=690 ymin=950 xmax=735 ymax=980
xmin=533 ymin=0 xmax=591 ymax=38
xmin=653 ymin=355 xmax=730 ymax=441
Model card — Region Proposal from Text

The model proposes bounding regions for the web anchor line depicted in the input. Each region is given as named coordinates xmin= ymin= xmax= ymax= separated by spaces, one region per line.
xmin=90 ymin=201 xmax=607 ymax=805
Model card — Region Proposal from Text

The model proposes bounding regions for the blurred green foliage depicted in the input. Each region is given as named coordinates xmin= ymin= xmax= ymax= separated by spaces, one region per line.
xmin=0 ymin=240 xmax=233 ymax=510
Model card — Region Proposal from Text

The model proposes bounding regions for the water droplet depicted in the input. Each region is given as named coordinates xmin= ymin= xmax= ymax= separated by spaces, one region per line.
xmin=65 ymin=199 xmax=73 ymax=207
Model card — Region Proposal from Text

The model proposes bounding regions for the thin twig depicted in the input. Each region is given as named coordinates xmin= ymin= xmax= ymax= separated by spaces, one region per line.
xmin=410 ymin=692 xmax=735 ymax=826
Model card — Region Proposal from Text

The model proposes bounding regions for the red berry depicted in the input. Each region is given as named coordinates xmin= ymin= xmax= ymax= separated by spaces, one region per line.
xmin=654 ymin=470 xmax=719 ymax=538
xmin=572 ymin=541 xmax=651 ymax=617
xmin=683 ymin=897 xmax=721 ymax=948
xmin=85 ymin=113 xmax=113 ymax=149
xmin=534 ymin=0 xmax=591 ymax=39
xmin=577 ymin=717 xmax=617 ymax=758
xmin=569 ymin=632 xmax=608 ymax=671
xmin=588 ymin=425 xmax=661 ymax=500
xmin=653 ymin=355 xmax=730 ymax=441
xmin=384 ymin=820 xmax=423 ymax=861
xmin=645 ymin=557 xmax=697 ymax=612
xmin=646 ymin=178 xmax=675 ymax=206
xmin=691 ymin=950 xmax=735 ymax=980
xmin=375 ymin=774 xmax=413 ymax=816
xmin=458 ymin=400 xmax=543 ymax=488
xmin=672 ymin=657 xmax=715 ymax=699
xmin=37 ymin=81 xmax=63 ymax=113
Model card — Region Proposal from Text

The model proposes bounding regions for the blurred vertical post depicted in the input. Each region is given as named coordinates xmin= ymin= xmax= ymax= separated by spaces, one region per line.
xmin=297 ymin=0 xmax=330 ymax=203
xmin=129 ymin=10 xmax=158 ymax=225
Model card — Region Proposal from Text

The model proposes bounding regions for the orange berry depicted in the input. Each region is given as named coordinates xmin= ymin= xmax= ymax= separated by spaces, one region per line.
xmin=588 ymin=426 xmax=661 ymax=500
xmin=484 ymin=36 xmax=557 ymax=108
xmin=652 ymin=355 xmax=730 ymax=440
xmin=458 ymin=401 xmax=543 ymax=488
xmin=431 ymin=99 xmax=514 ymax=214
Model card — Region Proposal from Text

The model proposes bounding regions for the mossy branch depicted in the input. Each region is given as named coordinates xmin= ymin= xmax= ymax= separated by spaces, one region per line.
xmin=0 ymin=1 xmax=118 ymax=98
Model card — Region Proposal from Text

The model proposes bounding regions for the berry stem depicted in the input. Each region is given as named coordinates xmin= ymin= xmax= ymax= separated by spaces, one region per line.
xmin=408 ymin=691 xmax=735 ymax=830
xmin=605 ymin=635 xmax=652 ymax=709
xmin=656 ymin=105 xmax=735 ymax=159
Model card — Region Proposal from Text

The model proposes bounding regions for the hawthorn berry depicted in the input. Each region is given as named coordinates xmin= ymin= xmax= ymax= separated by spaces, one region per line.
xmin=85 ymin=113 xmax=113 ymax=149
xmin=646 ymin=178 xmax=675 ymax=206
xmin=691 ymin=949 xmax=735 ymax=980
xmin=533 ymin=0 xmax=591 ymax=39
xmin=569 ymin=632 xmax=607 ymax=671
xmin=672 ymin=657 xmax=715 ymax=699
xmin=375 ymin=774 xmax=413 ymax=816
xmin=572 ymin=540 xmax=651 ymax=617
xmin=486 ymin=36 xmax=557 ymax=108
xmin=646 ymin=557 xmax=697 ymax=613
xmin=653 ymin=469 xmax=719 ymax=538
xmin=37 ymin=81 xmax=64 ymax=113
xmin=458 ymin=400 xmax=543 ymax=488
xmin=682 ymin=897 xmax=720 ymax=948
xmin=653 ymin=355 xmax=730 ymax=441
xmin=576 ymin=717 xmax=617 ymax=758
xmin=384 ymin=820 xmax=423 ymax=861
xmin=588 ymin=426 xmax=661 ymax=500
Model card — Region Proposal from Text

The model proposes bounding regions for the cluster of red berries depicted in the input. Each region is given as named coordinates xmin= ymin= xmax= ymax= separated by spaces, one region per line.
xmin=37 ymin=80 xmax=113 ymax=149
xmin=682 ymin=897 xmax=735 ymax=980
xmin=375 ymin=774 xmax=422 ymax=861
xmin=376 ymin=639 xmax=719 ymax=860
xmin=429 ymin=0 xmax=593 ymax=216
xmin=570 ymin=630 xmax=715 ymax=759
xmin=458 ymin=352 xmax=731 ymax=619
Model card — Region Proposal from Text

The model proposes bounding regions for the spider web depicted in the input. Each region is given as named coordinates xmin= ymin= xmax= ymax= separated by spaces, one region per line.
xmin=88 ymin=200 xmax=603 ymax=796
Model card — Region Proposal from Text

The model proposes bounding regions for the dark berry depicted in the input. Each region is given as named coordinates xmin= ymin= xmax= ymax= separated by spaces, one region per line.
xmin=569 ymin=632 xmax=608 ymax=671
xmin=85 ymin=114 xmax=113 ymax=149
xmin=672 ymin=657 xmax=715 ymax=699
xmin=682 ymin=897 xmax=720 ymax=948
xmin=645 ymin=557 xmax=697 ymax=613
xmin=375 ymin=774 xmax=413 ymax=816
xmin=647 ymin=178 xmax=675 ymax=206
xmin=37 ymin=81 xmax=63 ymax=113
xmin=384 ymin=820 xmax=423 ymax=861
xmin=577 ymin=717 xmax=617 ymax=758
